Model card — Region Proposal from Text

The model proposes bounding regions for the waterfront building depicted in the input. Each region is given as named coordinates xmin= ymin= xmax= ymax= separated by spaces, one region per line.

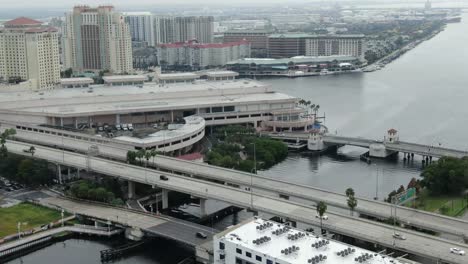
xmin=62 ymin=6 xmax=133 ymax=74
xmin=267 ymin=33 xmax=366 ymax=61
xmin=157 ymin=40 xmax=251 ymax=69
xmin=124 ymin=12 xmax=155 ymax=46
xmin=226 ymin=56 xmax=359 ymax=76
xmin=223 ymin=29 xmax=273 ymax=57
xmin=214 ymin=218 xmax=411 ymax=264
xmin=0 ymin=17 xmax=60 ymax=90
xmin=305 ymin=35 xmax=366 ymax=61
xmin=0 ymin=79 xmax=314 ymax=134
xmin=267 ymin=34 xmax=308 ymax=58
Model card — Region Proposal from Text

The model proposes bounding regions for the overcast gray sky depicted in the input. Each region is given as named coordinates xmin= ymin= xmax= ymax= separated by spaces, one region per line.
xmin=0 ymin=0 xmax=466 ymax=9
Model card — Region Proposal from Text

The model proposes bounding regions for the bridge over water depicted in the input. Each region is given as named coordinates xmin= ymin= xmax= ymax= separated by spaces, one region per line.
xmin=5 ymin=140 xmax=468 ymax=264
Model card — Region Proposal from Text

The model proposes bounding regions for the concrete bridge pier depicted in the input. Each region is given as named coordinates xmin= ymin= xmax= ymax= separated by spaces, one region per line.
xmin=200 ymin=198 xmax=207 ymax=217
xmin=128 ymin=181 xmax=136 ymax=199
xmin=162 ymin=189 xmax=169 ymax=209
xmin=56 ymin=164 xmax=63 ymax=184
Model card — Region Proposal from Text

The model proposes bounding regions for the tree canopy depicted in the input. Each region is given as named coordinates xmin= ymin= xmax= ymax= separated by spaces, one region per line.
xmin=420 ymin=156 xmax=468 ymax=195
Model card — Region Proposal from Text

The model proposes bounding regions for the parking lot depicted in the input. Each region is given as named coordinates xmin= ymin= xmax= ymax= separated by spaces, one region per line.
xmin=0 ymin=177 xmax=51 ymax=208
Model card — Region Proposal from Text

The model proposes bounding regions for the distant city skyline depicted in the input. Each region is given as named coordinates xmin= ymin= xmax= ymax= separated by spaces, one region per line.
xmin=1 ymin=0 xmax=467 ymax=9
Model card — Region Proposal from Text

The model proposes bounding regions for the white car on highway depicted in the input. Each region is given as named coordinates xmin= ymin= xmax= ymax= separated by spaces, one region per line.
xmin=450 ymin=248 xmax=465 ymax=256
xmin=316 ymin=214 xmax=328 ymax=220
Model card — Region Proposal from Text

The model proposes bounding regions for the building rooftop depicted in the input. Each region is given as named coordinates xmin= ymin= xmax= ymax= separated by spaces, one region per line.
xmin=114 ymin=116 xmax=204 ymax=146
xmin=61 ymin=78 xmax=94 ymax=85
xmin=159 ymin=40 xmax=249 ymax=49
xmin=227 ymin=55 xmax=358 ymax=65
xmin=157 ymin=72 xmax=200 ymax=80
xmin=268 ymin=33 xmax=365 ymax=39
xmin=219 ymin=218 xmax=407 ymax=264
xmin=203 ymin=71 xmax=239 ymax=77
xmin=102 ymin=75 xmax=148 ymax=83
xmin=0 ymin=79 xmax=294 ymax=117
xmin=4 ymin=17 xmax=42 ymax=26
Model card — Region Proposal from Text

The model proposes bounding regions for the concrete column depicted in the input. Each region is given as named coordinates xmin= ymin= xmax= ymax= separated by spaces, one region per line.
xmin=171 ymin=111 xmax=174 ymax=122
xmin=200 ymin=198 xmax=207 ymax=217
xmin=162 ymin=189 xmax=169 ymax=209
xmin=77 ymin=168 xmax=80 ymax=178
xmin=128 ymin=181 xmax=136 ymax=199
xmin=67 ymin=167 xmax=71 ymax=181
xmin=74 ymin=118 xmax=78 ymax=129
xmin=116 ymin=114 xmax=121 ymax=124
xmin=60 ymin=117 xmax=64 ymax=127
xmin=57 ymin=164 xmax=62 ymax=184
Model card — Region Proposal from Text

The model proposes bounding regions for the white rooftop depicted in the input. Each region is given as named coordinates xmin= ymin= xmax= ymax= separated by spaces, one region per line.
xmin=102 ymin=75 xmax=148 ymax=83
xmin=114 ymin=116 xmax=204 ymax=145
xmin=61 ymin=77 xmax=94 ymax=85
xmin=204 ymin=71 xmax=239 ymax=77
xmin=220 ymin=218 xmax=407 ymax=264
xmin=0 ymin=79 xmax=293 ymax=117
xmin=158 ymin=72 xmax=200 ymax=80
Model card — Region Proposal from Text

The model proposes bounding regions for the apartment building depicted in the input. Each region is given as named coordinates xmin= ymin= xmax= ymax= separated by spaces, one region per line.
xmin=0 ymin=17 xmax=60 ymax=90
xmin=223 ymin=29 xmax=272 ymax=57
xmin=62 ymin=5 xmax=133 ymax=74
xmin=157 ymin=40 xmax=250 ymax=69
xmin=268 ymin=33 xmax=366 ymax=61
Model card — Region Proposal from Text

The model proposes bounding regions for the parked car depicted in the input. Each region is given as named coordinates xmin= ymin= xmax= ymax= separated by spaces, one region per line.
xmin=153 ymin=124 xmax=158 ymax=128
xmin=116 ymin=124 xmax=122 ymax=130
xmin=450 ymin=248 xmax=465 ymax=256
xmin=98 ymin=126 xmax=104 ymax=132
xmin=392 ymin=233 xmax=406 ymax=240
xmin=160 ymin=175 xmax=169 ymax=181
xmin=128 ymin=124 xmax=134 ymax=131
xmin=315 ymin=214 xmax=328 ymax=220
xmin=196 ymin=232 xmax=207 ymax=239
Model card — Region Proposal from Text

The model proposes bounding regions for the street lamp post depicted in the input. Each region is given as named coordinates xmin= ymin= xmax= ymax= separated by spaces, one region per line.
xmin=61 ymin=209 xmax=64 ymax=227
xmin=17 ymin=222 xmax=21 ymax=239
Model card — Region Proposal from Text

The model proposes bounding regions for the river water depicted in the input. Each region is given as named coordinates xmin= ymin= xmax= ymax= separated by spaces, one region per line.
xmin=7 ymin=13 xmax=468 ymax=264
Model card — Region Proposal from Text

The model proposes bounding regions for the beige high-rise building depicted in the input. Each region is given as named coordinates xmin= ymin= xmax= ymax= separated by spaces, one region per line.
xmin=0 ymin=17 xmax=60 ymax=90
xmin=62 ymin=5 xmax=133 ymax=74
xmin=154 ymin=16 xmax=214 ymax=44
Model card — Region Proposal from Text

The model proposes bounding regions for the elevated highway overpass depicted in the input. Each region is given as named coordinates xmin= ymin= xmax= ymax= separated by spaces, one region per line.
xmin=5 ymin=125 xmax=468 ymax=240
xmin=5 ymin=140 xmax=468 ymax=264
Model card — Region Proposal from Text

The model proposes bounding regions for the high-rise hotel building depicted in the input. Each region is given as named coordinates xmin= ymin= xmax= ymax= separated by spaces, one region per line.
xmin=62 ymin=6 xmax=133 ymax=74
xmin=0 ymin=17 xmax=60 ymax=90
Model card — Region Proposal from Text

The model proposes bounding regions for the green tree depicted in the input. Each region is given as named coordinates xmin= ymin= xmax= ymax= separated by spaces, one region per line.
xmin=29 ymin=146 xmax=36 ymax=156
xmin=345 ymin=187 xmax=355 ymax=198
xmin=347 ymin=196 xmax=358 ymax=216
xmin=0 ymin=128 xmax=16 ymax=158
xmin=316 ymin=201 xmax=327 ymax=233
xmin=126 ymin=151 xmax=137 ymax=164
xmin=95 ymin=187 xmax=108 ymax=202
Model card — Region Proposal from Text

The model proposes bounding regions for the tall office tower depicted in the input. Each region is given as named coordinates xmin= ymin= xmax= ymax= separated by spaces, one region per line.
xmin=0 ymin=17 xmax=60 ymax=90
xmin=62 ymin=5 xmax=133 ymax=74
xmin=124 ymin=12 xmax=155 ymax=46
xmin=155 ymin=16 xmax=214 ymax=44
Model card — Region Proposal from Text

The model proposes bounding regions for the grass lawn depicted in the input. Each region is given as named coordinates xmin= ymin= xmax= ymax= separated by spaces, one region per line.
xmin=0 ymin=203 xmax=64 ymax=238
xmin=411 ymin=193 xmax=467 ymax=217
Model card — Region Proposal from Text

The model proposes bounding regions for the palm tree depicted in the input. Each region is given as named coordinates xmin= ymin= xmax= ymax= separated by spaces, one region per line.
xmin=144 ymin=151 xmax=152 ymax=168
xmin=316 ymin=201 xmax=327 ymax=234
xmin=29 ymin=146 xmax=36 ymax=156
xmin=347 ymin=196 xmax=358 ymax=216
xmin=345 ymin=187 xmax=355 ymax=198
xmin=150 ymin=149 xmax=160 ymax=167
xmin=136 ymin=149 xmax=146 ymax=166
xmin=126 ymin=151 xmax=137 ymax=164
